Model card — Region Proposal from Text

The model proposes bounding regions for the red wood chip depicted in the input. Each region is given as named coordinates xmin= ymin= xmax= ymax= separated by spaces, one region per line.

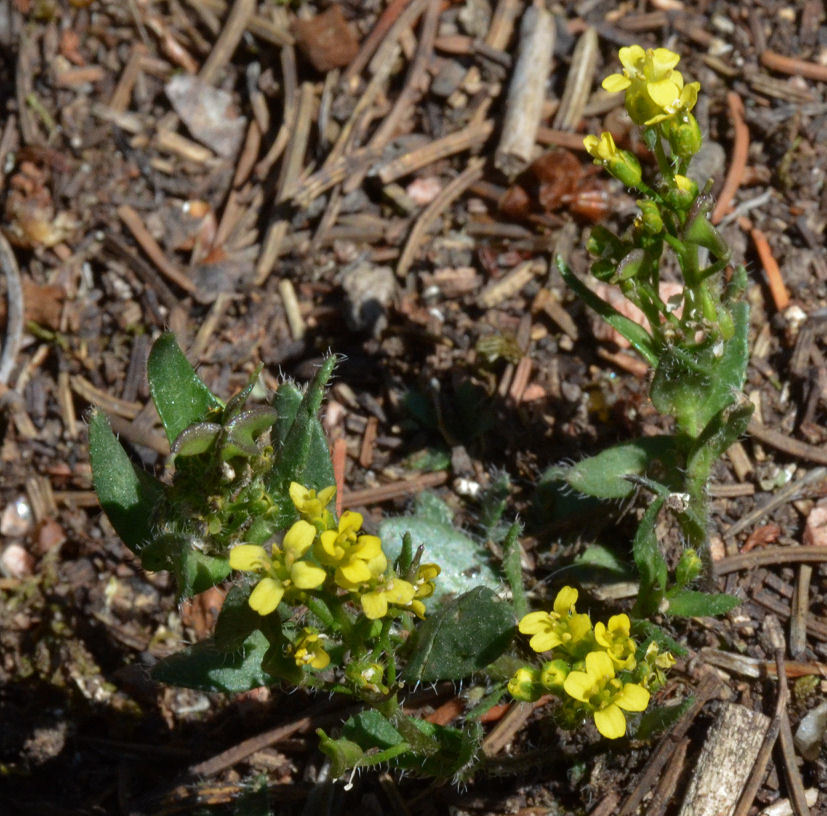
xmin=293 ymin=6 xmax=360 ymax=73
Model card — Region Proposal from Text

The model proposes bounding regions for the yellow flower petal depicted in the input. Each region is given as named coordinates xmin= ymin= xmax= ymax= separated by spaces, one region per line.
xmin=365 ymin=551 xmax=388 ymax=577
xmin=650 ymin=47 xmax=680 ymax=73
xmin=553 ymin=586 xmax=579 ymax=615
xmin=338 ymin=559 xmax=373 ymax=585
xmin=318 ymin=485 xmax=336 ymax=505
xmin=290 ymin=560 xmax=327 ymax=589
xmin=608 ymin=613 xmax=631 ymax=635
xmin=338 ymin=510 xmax=363 ymax=534
xmin=353 ymin=534 xmax=383 ymax=559
xmin=618 ymin=45 xmax=645 ymax=69
xmin=585 ymin=649 xmax=615 ymax=680
xmin=602 ymin=73 xmax=631 ymax=93
xmin=647 ymin=77 xmax=681 ymax=108
xmin=229 ymin=544 xmax=269 ymax=572
xmin=318 ymin=530 xmax=343 ymax=561
xmin=384 ymin=578 xmax=415 ymax=605
xmin=249 ymin=577 xmax=284 ymax=615
xmin=283 ymin=520 xmax=316 ymax=557
xmin=289 ymin=482 xmax=310 ymax=508
xmin=615 ymin=682 xmax=650 ymax=712
xmin=309 ymin=649 xmax=330 ymax=670
xmin=519 ymin=611 xmax=554 ymax=635
xmin=409 ymin=599 xmax=426 ymax=619
xmin=594 ymin=704 xmax=627 ymax=739
xmin=563 ymin=669 xmax=593 ymax=703
xmin=361 ymin=590 xmax=387 ymax=620
xmin=529 ymin=631 xmax=563 ymax=653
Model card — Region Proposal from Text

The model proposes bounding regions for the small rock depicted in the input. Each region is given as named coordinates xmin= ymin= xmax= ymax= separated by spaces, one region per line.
xmin=803 ymin=498 xmax=827 ymax=548
xmin=1 ymin=543 xmax=35 ymax=578
xmin=794 ymin=700 xmax=827 ymax=761
xmin=1 ymin=495 xmax=32 ymax=537
xmin=340 ymin=263 xmax=397 ymax=336
xmin=293 ymin=6 xmax=359 ymax=73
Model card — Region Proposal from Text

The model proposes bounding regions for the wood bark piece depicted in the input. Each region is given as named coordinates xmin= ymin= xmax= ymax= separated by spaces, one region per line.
xmin=495 ymin=4 xmax=554 ymax=176
xmin=678 ymin=703 xmax=771 ymax=816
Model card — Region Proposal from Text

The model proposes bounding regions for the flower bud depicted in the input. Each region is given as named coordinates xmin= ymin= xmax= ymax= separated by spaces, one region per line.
xmin=540 ymin=659 xmax=571 ymax=691
xmin=661 ymin=113 xmax=702 ymax=159
xmin=636 ymin=199 xmax=664 ymax=234
xmin=675 ymin=548 xmax=703 ymax=587
xmin=664 ymin=174 xmax=698 ymax=210
xmin=508 ymin=667 xmax=542 ymax=702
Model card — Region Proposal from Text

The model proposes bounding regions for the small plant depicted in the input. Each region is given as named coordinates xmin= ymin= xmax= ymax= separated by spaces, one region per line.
xmin=89 ymin=44 xmax=746 ymax=788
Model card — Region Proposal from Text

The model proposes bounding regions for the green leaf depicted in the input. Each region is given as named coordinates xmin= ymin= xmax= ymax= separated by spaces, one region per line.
xmin=379 ymin=515 xmax=501 ymax=605
xmin=151 ymin=630 xmax=274 ymax=693
xmin=148 ymin=333 xmax=222 ymax=444
xmin=636 ymin=697 xmax=694 ymax=740
xmin=267 ymin=357 xmax=336 ymax=493
xmin=631 ymin=620 xmax=687 ymax=657
xmin=632 ymin=497 xmax=668 ymax=618
xmin=171 ymin=422 xmax=222 ymax=458
xmin=174 ymin=549 xmax=231 ymax=599
xmin=558 ymin=255 xmax=659 ymax=367
xmin=548 ymin=436 xmax=681 ymax=499
xmin=214 ymin=584 xmax=262 ymax=651
xmin=88 ymin=409 xmax=164 ymax=556
xmin=651 ymin=301 xmax=750 ymax=436
xmin=664 ymin=589 xmax=740 ymax=617
xmin=223 ymin=406 xmax=279 ymax=459
xmin=403 ymin=587 xmax=516 ymax=683
xmin=501 ymin=522 xmax=527 ymax=618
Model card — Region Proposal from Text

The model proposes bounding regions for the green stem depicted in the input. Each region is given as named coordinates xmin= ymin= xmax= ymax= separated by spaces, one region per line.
xmin=652 ymin=137 xmax=673 ymax=180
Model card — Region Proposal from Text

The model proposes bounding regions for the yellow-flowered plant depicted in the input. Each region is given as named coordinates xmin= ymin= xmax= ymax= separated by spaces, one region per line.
xmin=509 ymin=586 xmax=673 ymax=739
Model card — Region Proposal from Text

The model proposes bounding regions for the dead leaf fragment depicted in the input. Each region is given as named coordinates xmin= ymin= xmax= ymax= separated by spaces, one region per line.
xmin=293 ymin=6 xmax=360 ymax=73
xmin=165 ymin=75 xmax=246 ymax=158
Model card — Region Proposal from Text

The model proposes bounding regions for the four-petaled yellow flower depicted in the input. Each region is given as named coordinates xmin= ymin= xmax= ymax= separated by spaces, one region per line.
xmin=315 ymin=511 xmax=388 ymax=589
xmin=602 ymin=45 xmax=699 ymax=126
xmin=408 ymin=562 xmax=441 ymax=618
xmin=563 ymin=650 xmax=650 ymax=739
xmin=360 ymin=575 xmax=416 ymax=620
xmin=291 ymin=627 xmax=330 ymax=670
xmin=518 ymin=586 xmax=593 ymax=654
xmin=229 ymin=520 xmax=327 ymax=615
xmin=289 ymin=482 xmax=336 ymax=529
xmin=594 ymin=614 xmax=637 ymax=670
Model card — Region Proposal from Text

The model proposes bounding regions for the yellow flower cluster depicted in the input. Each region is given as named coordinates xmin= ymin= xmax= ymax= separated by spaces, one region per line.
xmin=584 ymin=46 xmax=703 ymax=183
xmin=508 ymin=586 xmax=674 ymax=739
xmin=229 ymin=483 xmax=441 ymax=667
xmin=602 ymin=45 xmax=699 ymax=127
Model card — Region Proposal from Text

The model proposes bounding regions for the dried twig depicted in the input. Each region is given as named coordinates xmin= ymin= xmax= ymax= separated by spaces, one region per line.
xmin=711 ymin=92 xmax=749 ymax=224
xmin=751 ymin=227 xmax=790 ymax=311
xmin=198 ymin=0 xmax=255 ymax=85
xmin=552 ymin=26 xmax=598 ymax=131
xmin=396 ymin=157 xmax=485 ymax=278
xmin=0 ymin=233 xmax=24 ymax=386
xmin=495 ymin=4 xmax=554 ymax=176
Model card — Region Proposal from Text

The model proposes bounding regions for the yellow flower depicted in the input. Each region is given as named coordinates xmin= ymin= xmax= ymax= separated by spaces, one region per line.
xmin=315 ymin=511 xmax=388 ymax=589
xmin=229 ymin=520 xmax=327 ymax=615
xmin=518 ymin=586 xmax=593 ymax=654
xmin=638 ymin=641 xmax=676 ymax=689
xmin=582 ymin=132 xmax=642 ymax=188
xmin=602 ymin=45 xmax=699 ymax=126
xmin=291 ymin=627 xmax=330 ymax=670
xmin=563 ymin=650 xmax=650 ymax=739
xmin=360 ymin=575 xmax=416 ymax=619
xmin=408 ymin=562 xmax=440 ymax=618
xmin=289 ymin=482 xmax=336 ymax=529
xmin=594 ymin=614 xmax=637 ymax=670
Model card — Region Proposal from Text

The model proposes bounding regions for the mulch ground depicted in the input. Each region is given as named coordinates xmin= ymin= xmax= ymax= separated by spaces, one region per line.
xmin=1 ymin=0 xmax=826 ymax=814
